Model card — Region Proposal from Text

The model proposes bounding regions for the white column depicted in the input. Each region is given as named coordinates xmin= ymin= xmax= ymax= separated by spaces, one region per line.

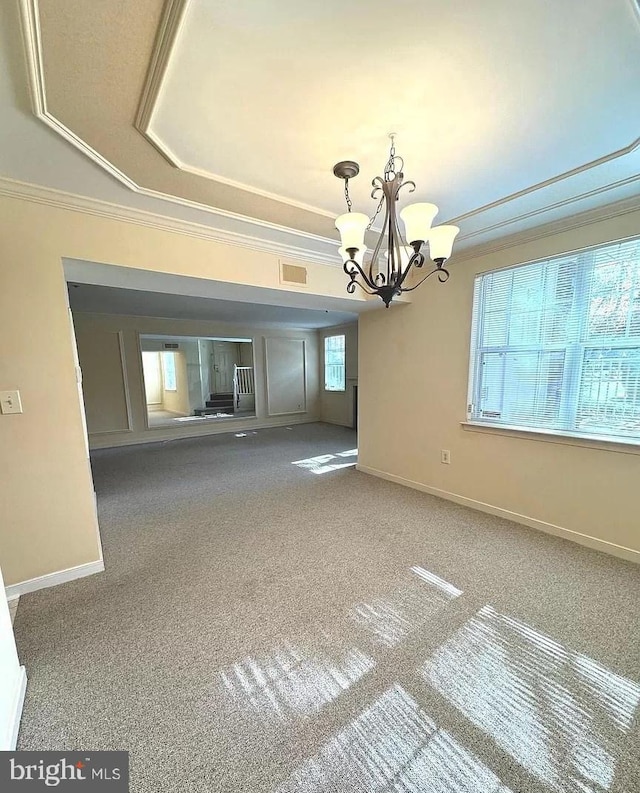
xmin=0 ymin=567 xmax=26 ymax=749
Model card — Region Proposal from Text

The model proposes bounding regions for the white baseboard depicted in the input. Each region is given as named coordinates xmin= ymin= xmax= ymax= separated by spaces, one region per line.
xmin=356 ymin=464 xmax=640 ymax=564
xmin=89 ymin=416 xmax=319 ymax=450
xmin=320 ymin=418 xmax=354 ymax=428
xmin=3 ymin=666 xmax=27 ymax=751
xmin=5 ymin=560 xmax=105 ymax=600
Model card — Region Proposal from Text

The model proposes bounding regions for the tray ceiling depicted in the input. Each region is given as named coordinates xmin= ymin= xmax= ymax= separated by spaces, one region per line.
xmin=17 ymin=0 xmax=640 ymax=255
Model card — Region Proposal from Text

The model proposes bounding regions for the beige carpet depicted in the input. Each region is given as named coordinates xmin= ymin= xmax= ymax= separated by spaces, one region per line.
xmin=13 ymin=423 xmax=640 ymax=792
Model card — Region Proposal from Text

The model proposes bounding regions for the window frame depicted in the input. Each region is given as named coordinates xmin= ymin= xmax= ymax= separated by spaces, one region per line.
xmin=323 ymin=334 xmax=346 ymax=392
xmin=466 ymin=235 xmax=640 ymax=448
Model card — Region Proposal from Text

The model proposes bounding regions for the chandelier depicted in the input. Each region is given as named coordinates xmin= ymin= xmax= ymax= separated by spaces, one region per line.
xmin=333 ymin=135 xmax=459 ymax=307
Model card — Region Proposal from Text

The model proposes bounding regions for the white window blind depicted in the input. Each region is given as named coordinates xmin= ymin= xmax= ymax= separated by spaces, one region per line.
xmin=161 ymin=351 xmax=177 ymax=391
xmin=468 ymin=238 xmax=640 ymax=443
xmin=324 ymin=334 xmax=346 ymax=391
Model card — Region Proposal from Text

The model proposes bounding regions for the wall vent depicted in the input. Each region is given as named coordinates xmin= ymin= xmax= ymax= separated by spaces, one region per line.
xmin=163 ymin=342 xmax=179 ymax=349
xmin=280 ymin=261 xmax=308 ymax=287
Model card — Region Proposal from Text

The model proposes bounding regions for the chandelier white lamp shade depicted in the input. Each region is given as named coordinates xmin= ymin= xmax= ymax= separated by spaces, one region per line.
xmin=399 ymin=202 xmax=439 ymax=245
xmin=333 ymin=136 xmax=460 ymax=307
xmin=427 ymin=224 xmax=460 ymax=261
xmin=334 ymin=212 xmax=370 ymax=252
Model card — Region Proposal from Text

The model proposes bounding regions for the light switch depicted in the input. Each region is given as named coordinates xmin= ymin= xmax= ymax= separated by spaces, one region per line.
xmin=0 ymin=390 xmax=23 ymax=415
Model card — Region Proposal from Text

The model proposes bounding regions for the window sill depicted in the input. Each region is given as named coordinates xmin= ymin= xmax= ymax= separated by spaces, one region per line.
xmin=461 ymin=421 xmax=640 ymax=455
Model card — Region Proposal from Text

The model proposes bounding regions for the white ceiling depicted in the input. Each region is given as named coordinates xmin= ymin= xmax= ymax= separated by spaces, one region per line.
xmin=150 ymin=0 xmax=640 ymax=222
xmin=64 ymin=260 xmax=361 ymax=329
xmin=68 ymin=283 xmax=357 ymax=328
xmin=1 ymin=0 xmax=639 ymax=265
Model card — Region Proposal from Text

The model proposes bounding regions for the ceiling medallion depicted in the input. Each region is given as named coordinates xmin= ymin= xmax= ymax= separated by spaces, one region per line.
xmin=333 ymin=135 xmax=459 ymax=307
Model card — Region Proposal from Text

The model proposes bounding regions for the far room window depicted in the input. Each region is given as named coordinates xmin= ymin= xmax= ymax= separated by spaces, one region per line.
xmin=324 ymin=334 xmax=346 ymax=392
xmin=468 ymin=237 xmax=640 ymax=444
xmin=161 ymin=351 xmax=177 ymax=391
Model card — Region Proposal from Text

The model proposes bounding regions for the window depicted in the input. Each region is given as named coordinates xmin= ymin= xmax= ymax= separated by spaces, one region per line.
xmin=161 ymin=351 xmax=177 ymax=391
xmin=324 ymin=334 xmax=346 ymax=391
xmin=468 ymin=238 xmax=640 ymax=443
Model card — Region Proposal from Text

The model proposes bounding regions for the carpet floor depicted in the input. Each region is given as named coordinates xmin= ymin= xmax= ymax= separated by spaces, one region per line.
xmin=13 ymin=423 xmax=640 ymax=792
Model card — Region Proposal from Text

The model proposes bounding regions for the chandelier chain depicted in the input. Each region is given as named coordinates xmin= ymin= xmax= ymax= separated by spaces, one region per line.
xmin=344 ymin=178 xmax=353 ymax=213
xmin=384 ymin=136 xmax=396 ymax=180
xmin=367 ymin=194 xmax=384 ymax=230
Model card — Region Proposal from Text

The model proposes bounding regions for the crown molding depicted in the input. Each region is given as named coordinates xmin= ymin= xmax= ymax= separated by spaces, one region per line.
xmin=4 ymin=174 xmax=638 ymax=279
xmin=0 ymin=176 xmax=340 ymax=265
xmin=453 ymin=192 xmax=640 ymax=263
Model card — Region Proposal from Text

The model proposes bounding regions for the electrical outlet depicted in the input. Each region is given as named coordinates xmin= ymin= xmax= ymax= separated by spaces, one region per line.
xmin=0 ymin=390 xmax=23 ymax=415
xmin=441 ymin=449 xmax=451 ymax=464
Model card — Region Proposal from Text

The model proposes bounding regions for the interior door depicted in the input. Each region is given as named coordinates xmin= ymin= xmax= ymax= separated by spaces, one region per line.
xmin=211 ymin=343 xmax=236 ymax=393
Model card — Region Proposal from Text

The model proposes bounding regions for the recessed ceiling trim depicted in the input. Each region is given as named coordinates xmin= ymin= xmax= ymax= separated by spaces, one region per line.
xmin=17 ymin=0 xmax=640 ymax=258
xmin=19 ymin=0 xmax=139 ymax=193
xmin=134 ymin=0 xmax=190 ymax=139
xmin=135 ymin=0 xmax=336 ymax=220
xmin=452 ymin=193 xmax=640 ymax=264
xmin=135 ymin=0 xmax=640 ymax=243
xmin=450 ymin=134 xmax=640 ymax=230
xmin=18 ymin=0 xmax=339 ymax=250
xmin=146 ymin=137 xmax=338 ymax=220
xmin=457 ymin=170 xmax=640 ymax=243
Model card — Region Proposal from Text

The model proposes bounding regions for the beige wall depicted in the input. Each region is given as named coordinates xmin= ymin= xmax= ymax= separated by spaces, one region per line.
xmin=359 ymin=212 xmax=640 ymax=562
xmin=76 ymin=328 xmax=130 ymax=432
xmin=160 ymin=351 xmax=189 ymax=416
xmin=3 ymin=181 xmax=638 ymax=594
xmin=319 ymin=323 xmax=358 ymax=428
xmin=72 ymin=312 xmax=321 ymax=447
xmin=0 ymin=193 xmax=354 ymax=587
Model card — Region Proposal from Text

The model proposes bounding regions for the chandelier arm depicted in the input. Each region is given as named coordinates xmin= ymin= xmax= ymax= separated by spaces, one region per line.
xmin=400 ymin=266 xmax=451 ymax=293
xmin=368 ymin=187 xmax=391 ymax=286
xmin=388 ymin=204 xmax=397 ymax=282
xmin=370 ymin=175 xmax=384 ymax=202
xmin=387 ymin=175 xmax=406 ymax=284
xmin=394 ymin=250 xmax=424 ymax=292
xmin=346 ymin=278 xmax=379 ymax=297
xmin=396 ymin=179 xmax=416 ymax=199
xmin=343 ymin=257 xmax=377 ymax=291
